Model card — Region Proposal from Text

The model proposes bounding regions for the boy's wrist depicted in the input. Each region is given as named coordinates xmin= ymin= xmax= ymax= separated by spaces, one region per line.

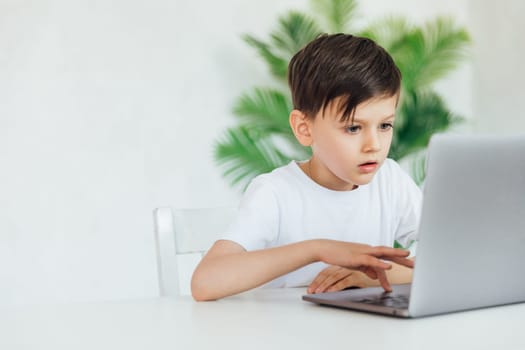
xmin=307 ymin=238 xmax=329 ymax=263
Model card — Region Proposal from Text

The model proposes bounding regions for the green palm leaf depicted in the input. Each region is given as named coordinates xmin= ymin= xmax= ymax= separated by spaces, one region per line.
xmin=410 ymin=151 xmax=427 ymax=186
xmin=310 ymin=0 xmax=358 ymax=33
xmin=391 ymin=17 xmax=470 ymax=91
xmin=233 ymin=88 xmax=294 ymax=137
xmin=214 ymin=126 xmax=291 ymax=190
xmin=270 ymin=11 xmax=323 ymax=57
xmin=416 ymin=17 xmax=471 ymax=87
xmin=243 ymin=11 xmax=322 ymax=81
xmin=243 ymin=35 xmax=289 ymax=80
xmin=389 ymin=91 xmax=463 ymax=160
xmin=358 ymin=16 xmax=413 ymax=51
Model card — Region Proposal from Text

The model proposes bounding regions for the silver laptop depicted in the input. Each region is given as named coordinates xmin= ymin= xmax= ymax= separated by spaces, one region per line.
xmin=303 ymin=134 xmax=525 ymax=318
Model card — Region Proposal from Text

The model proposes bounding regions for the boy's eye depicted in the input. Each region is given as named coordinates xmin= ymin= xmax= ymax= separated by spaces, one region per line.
xmin=346 ymin=125 xmax=361 ymax=133
xmin=380 ymin=123 xmax=394 ymax=130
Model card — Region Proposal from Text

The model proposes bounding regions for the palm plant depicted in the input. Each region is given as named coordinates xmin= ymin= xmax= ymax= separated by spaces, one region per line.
xmin=214 ymin=0 xmax=470 ymax=190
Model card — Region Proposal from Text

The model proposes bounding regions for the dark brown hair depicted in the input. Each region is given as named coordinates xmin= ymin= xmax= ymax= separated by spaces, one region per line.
xmin=288 ymin=33 xmax=401 ymax=122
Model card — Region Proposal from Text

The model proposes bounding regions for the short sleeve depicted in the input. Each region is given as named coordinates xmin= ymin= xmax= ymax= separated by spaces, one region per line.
xmin=392 ymin=163 xmax=423 ymax=248
xmin=221 ymin=176 xmax=280 ymax=251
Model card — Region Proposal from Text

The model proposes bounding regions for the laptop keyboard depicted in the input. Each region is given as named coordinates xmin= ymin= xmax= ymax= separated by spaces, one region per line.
xmin=356 ymin=294 xmax=409 ymax=308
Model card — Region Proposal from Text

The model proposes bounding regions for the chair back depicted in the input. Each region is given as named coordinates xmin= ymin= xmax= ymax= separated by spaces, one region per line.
xmin=153 ymin=206 xmax=237 ymax=296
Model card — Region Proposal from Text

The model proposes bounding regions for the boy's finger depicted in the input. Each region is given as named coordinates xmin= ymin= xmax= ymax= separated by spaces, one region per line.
xmin=376 ymin=269 xmax=392 ymax=292
xmin=356 ymin=255 xmax=392 ymax=270
xmin=362 ymin=267 xmax=378 ymax=280
xmin=371 ymin=246 xmax=410 ymax=257
xmin=385 ymin=256 xmax=415 ymax=268
xmin=316 ymin=267 xmax=353 ymax=293
xmin=308 ymin=276 xmax=325 ymax=293
xmin=308 ymin=266 xmax=337 ymax=293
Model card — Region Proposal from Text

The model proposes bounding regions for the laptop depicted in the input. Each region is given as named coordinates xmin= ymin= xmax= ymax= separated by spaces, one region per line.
xmin=303 ymin=134 xmax=525 ymax=318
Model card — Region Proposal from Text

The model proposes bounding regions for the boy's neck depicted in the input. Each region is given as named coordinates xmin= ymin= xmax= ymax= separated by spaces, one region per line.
xmin=300 ymin=159 xmax=358 ymax=191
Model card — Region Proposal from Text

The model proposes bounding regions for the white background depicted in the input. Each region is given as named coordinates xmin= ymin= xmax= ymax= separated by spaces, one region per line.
xmin=1 ymin=0 xmax=523 ymax=305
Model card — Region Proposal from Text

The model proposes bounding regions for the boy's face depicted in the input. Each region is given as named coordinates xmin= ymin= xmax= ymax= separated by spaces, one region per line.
xmin=304 ymin=95 xmax=397 ymax=191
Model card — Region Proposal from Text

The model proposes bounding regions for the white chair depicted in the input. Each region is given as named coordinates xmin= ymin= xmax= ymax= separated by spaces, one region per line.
xmin=153 ymin=206 xmax=237 ymax=297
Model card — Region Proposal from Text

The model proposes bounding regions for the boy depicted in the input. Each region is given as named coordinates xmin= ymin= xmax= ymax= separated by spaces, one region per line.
xmin=192 ymin=34 xmax=422 ymax=301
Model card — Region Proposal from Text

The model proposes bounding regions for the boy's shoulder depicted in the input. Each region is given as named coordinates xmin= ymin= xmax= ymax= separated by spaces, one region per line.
xmin=239 ymin=162 xmax=303 ymax=212
xmin=376 ymin=158 xmax=404 ymax=178
xmin=249 ymin=161 xmax=302 ymax=190
xmin=374 ymin=158 xmax=413 ymax=183
xmin=374 ymin=159 xmax=421 ymax=201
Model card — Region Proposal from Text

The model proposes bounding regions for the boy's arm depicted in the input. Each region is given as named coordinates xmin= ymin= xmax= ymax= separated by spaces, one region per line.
xmin=191 ymin=239 xmax=414 ymax=301
xmin=191 ymin=240 xmax=317 ymax=301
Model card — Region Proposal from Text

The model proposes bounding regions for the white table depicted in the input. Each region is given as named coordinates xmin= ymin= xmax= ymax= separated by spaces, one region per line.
xmin=2 ymin=288 xmax=524 ymax=350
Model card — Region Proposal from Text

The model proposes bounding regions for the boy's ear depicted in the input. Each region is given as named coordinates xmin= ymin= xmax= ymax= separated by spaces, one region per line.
xmin=289 ymin=109 xmax=313 ymax=147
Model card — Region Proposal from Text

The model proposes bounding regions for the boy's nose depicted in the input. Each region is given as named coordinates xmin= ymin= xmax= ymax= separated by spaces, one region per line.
xmin=362 ymin=132 xmax=381 ymax=153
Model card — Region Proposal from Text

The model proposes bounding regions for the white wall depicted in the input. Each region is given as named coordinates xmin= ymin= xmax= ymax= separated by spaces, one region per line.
xmin=468 ymin=0 xmax=525 ymax=133
xmin=3 ymin=0 xmax=517 ymax=305
xmin=0 ymin=0 xmax=304 ymax=306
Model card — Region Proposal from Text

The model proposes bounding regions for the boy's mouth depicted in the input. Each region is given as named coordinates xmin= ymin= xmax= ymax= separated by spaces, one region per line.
xmin=359 ymin=160 xmax=378 ymax=166
xmin=358 ymin=161 xmax=379 ymax=173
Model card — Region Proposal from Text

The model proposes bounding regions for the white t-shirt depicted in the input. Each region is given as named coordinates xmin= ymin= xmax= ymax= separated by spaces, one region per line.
xmin=222 ymin=159 xmax=422 ymax=288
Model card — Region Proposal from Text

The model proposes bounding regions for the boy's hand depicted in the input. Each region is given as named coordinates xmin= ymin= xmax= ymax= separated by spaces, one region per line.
xmin=316 ymin=240 xmax=414 ymax=292
xmin=307 ymin=266 xmax=367 ymax=294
